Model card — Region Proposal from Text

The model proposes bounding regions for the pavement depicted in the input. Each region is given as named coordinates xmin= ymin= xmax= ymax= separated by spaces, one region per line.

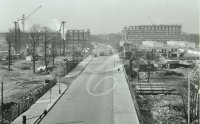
xmin=113 ymin=54 xmax=140 ymax=124
xmin=11 ymin=83 xmax=68 ymax=124
xmin=11 ymin=55 xmax=93 ymax=124
xmin=38 ymin=45 xmax=139 ymax=124
xmin=39 ymin=55 xmax=115 ymax=124
xmin=65 ymin=55 xmax=93 ymax=78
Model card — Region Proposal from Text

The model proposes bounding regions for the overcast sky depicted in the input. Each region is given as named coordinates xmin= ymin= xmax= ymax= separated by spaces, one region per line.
xmin=0 ymin=0 xmax=199 ymax=34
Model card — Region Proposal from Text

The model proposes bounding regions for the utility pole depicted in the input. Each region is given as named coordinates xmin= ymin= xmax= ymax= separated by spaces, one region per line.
xmin=52 ymin=40 xmax=56 ymax=65
xmin=18 ymin=26 xmax=21 ymax=53
xmin=77 ymin=30 xmax=80 ymax=48
xmin=188 ymin=74 xmax=190 ymax=124
xmin=66 ymin=31 xmax=69 ymax=50
xmin=72 ymin=30 xmax=75 ymax=57
xmin=14 ymin=21 xmax=18 ymax=53
xmin=87 ymin=29 xmax=90 ymax=47
xmin=62 ymin=21 xmax=66 ymax=56
xmin=7 ymin=33 xmax=11 ymax=71
xmin=82 ymin=31 xmax=85 ymax=48
xmin=44 ymin=32 xmax=47 ymax=72
xmin=1 ymin=82 xmax=3 ymax=124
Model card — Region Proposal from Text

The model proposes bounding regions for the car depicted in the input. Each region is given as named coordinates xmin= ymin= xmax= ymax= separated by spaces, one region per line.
xmin=100 ymin=52 xmax=104 ymax=56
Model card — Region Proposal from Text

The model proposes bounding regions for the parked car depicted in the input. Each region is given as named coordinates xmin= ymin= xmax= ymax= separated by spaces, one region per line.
xmin=100 ymin=52 xmax=104 ymax=56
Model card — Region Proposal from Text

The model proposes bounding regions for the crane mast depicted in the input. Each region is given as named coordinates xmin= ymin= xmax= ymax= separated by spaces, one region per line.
xmin=20 ymin=5 xmax=42 ymax=32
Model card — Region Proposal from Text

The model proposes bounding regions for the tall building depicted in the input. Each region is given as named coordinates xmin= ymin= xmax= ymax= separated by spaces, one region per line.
xmin=122 ymin=25 xmax=182 ymax=44
xmin=66 ymin=29 xmax=91 ymax=48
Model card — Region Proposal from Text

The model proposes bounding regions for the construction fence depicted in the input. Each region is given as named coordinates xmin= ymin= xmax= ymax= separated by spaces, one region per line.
xmin=0 ymin=78 xmax=57 ymax=124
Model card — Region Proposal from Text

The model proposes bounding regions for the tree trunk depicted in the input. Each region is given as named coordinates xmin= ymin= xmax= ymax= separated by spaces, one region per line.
xmin=52 ymin=41 xmax=55 ymax=65
xmin=8 ymin=41 xmax=11 ymax=71
xmin=33 ymin=55 xmax=35 ymax=73
xmin=33 ymin=40 xmax=36 ymax=73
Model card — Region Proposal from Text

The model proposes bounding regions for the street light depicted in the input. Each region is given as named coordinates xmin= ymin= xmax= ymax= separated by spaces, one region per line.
xmin=187 ymin=74 xmax=190 ymax=124
xmin=1 ymin=82 xmax=3 ymax=124
xmin=114 ymin=54 xmax=115 ymax=67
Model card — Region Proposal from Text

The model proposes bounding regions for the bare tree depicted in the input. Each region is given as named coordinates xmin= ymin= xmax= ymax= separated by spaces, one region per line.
xmin=41 ymin=27 xmax=60 ymax=72
xmin=29 ymin=24 xmax=42 ymax=73
xmin=5 ymin=29 xmax=15 ymax=71
xmin=177 ymin=70 xmax=199 ymax=123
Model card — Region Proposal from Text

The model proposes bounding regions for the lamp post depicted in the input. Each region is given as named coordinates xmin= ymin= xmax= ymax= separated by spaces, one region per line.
xmin=58 ymin=77 xmax=61 ymax=94
xmin=188 ymin=74 xmax=190 ymax=124
xmin=114 ymin=54 xmax=115 ymax=67
xmin=50 ymin=83 xmax=52 ymax=103
xmin=1 ymin=82 xmax=3 ymax=124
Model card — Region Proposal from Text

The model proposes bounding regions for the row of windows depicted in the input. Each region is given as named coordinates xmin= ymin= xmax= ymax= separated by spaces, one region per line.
xmin=126 ymin=38 xmax=181 ymax=41
xmin=126 ymin=33 xmax=181 ymax=35
xmin=123 ymin=35 xmax=181 ymax=38
xmin=125 ymin=31 xmax=181 ymax=34
xmin=126 ymin=26 xmax=181 ymax=30
xmin=125 ymin=35 xmax=181 ymax=37
xmin=125 ymin=30 xmax=181 ymax=32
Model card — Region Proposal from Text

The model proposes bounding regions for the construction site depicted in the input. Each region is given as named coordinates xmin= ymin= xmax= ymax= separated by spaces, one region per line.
xmin=0 ymin=5 xmax=93 ymax=124
xmin=120 ymin=24 xmax=199 ymax=123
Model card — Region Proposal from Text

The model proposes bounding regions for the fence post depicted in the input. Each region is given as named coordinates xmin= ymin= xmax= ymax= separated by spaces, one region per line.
xmin=22 ymin=115 xmax=26 ymax=124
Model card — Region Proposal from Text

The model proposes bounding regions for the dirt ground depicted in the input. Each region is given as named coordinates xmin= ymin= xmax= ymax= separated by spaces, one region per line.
xmin=130 ymin=69 xmax=188 ymax=123
xmin=0 ymin=57 xmax=66 ymax=103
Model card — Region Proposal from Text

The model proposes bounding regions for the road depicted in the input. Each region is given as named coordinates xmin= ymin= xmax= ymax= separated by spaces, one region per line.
xmin=40 ymin=45 xmax=139 ymax=124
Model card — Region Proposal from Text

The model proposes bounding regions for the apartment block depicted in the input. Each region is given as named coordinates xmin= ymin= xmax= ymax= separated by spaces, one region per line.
xmin=122 ymin=25 xmax=182 ymax=44
xmin=66 ymin=29 xmax=91 ymax=47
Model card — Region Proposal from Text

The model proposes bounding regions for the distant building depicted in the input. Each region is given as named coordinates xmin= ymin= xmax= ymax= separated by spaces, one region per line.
xmin=142 ymin=41 xmax=165 ymax=48
xmin=167 ymin=41 xmax=196 ymax=49
xmin=66 ymin=29 xmax=91 ymax=48
xmin=119 ymin=40 xmax=131 ymax=47
xmin=122 ymin=25 xmax=182 ymax=44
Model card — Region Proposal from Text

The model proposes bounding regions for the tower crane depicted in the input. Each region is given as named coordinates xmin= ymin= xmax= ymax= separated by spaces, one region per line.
xmin=18 ymin=5 xmax=42 ymax=32
xmin=147 ymin=16 xmax=155 ymax=25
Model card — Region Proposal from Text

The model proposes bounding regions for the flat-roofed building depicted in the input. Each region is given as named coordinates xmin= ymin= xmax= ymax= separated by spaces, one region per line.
xmin=142 ymin=41 xmax=165 ymax=48
xmin=167 ymin=41 xmax=196 ymax=49
xmin=66 ymin=29 xmax=91 ymax=48
xmin=122 ymin=25 xmax=182 ymax=44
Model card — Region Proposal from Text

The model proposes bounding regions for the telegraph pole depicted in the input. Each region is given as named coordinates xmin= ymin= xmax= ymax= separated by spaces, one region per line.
xmin=72 ymin=30 xmax=75 ymax=54
xmin=18 ymin=26 xmax=21 ymax=53
xmin=14 ymin=21 xmax=18 ymax=53
xmin=82 ymin=31 xmax=85 ymax=48
xmin=188 ymin=74 xmax=190 ymax=124
xmin=87 ymin=29 xmax=90 ymax=47
xmin=44 ymin=32 xmax=47 ymax=72
xmin=62 ymin=21 xmax=66 ymax=56
xmin=77 ymin=30 xmax=80 ymax=48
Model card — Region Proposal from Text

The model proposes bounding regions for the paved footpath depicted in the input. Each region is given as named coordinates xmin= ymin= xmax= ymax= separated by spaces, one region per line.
xmin=113 ymin=54 xmax=140 ymax=124
xmin=65 ymin=55 xmax=93 ymax=78
xmin=11 ymin=55 xmax=93 ymax=124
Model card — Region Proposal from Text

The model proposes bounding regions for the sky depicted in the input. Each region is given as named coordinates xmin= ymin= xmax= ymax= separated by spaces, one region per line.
xmin=0 ymin=0 xmax=199 ymax=34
